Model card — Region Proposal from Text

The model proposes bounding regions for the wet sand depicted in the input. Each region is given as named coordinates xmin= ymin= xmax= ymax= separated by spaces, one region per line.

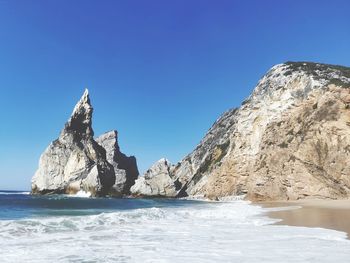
xmin=261 ymin=199 xmax=350 ymax=238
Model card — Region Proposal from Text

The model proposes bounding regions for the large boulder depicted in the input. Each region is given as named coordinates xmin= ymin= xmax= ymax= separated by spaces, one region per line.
xmin=131 ymin=158 xmax=177 ymax=197
xmin=31 ymin=89 xmax=117 ymax=196
xmin=96 ymin=130 xmax=139 ymax=196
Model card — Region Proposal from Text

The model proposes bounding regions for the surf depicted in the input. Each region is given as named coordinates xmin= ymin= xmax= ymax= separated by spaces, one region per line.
xmin=0 ymin=196 xmax=349 ymax=262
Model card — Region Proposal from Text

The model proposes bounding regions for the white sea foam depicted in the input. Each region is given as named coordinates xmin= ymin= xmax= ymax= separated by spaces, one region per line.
xmin=0 ymin=201 xmax=349 ymax=262
xmin=0 ymin=191 xmax=30 ymax=195
xmin=181 ymin=194 xmax=246 ymax=202
xmin=69 ymin=190 xmax=92 ymax=198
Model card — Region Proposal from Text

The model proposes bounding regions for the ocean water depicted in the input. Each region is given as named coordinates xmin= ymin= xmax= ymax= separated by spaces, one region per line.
xmin=0 ymin=191 xmax=349 ymax=262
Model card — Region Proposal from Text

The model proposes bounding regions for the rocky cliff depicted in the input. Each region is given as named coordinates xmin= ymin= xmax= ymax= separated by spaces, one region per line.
xmin=131 ymin=62 xmax=350 ymax=201
xmin=96 ymin=130 xmax=139 ymax=196
xmin=31 ymin=89 xmax=138 ymax=197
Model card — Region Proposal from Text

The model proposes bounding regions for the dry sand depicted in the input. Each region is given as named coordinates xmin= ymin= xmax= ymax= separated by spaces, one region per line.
xmin=260 ymin=199 xmax=350 ymax=238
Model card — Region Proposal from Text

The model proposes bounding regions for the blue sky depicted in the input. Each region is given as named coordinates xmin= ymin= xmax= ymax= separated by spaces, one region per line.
xmin=0 ymin=0 xmax=349 ymax=190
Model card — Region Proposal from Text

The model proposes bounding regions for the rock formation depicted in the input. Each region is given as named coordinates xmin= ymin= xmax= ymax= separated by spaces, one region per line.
xmin=132 ymin=62 xmax=350 ymax=201
xmin=130 ymin=158 xmax=177 ymax=197
xmin=96 ymin=130 xmax=139 ymax=196
xmin=31 ymin=89 xmax=138 ymax=197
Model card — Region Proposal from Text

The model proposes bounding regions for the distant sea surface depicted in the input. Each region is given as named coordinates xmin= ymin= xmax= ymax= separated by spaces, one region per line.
xmin=0 ymin=190 xmax=350 ymax=262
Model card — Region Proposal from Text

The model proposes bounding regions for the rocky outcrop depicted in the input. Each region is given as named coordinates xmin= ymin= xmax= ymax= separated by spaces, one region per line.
xmin=31 ymin=89 xmax=138 ymax=197
xmin=131 ymin=158 xmax=177 ymax=197
xmin=96 ymin=131 xmax=139 ymax=196
xmin=134 ymin=62 xmax=350 ymax=201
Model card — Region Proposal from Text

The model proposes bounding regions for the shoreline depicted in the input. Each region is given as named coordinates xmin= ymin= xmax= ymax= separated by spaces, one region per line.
xmin=260 ymin=199 xmax=350 ymax=239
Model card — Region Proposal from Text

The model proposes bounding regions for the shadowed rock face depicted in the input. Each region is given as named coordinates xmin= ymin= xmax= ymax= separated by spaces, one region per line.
xmin=96 ymin=131 xmax=139 ymax=196
xmin=31 ymin=90 xmax=117 ymax=196
xmin=133 ymin=62 xmax=350 ymax=201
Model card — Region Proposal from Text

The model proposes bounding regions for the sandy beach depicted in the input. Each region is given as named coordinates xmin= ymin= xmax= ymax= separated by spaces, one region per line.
xmin=261 ymin=199 xmax=350 ymax=238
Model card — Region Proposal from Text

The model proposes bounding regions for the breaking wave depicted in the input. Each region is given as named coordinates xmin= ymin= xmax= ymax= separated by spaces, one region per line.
xmin=0 ymin=191 xmax=30 ymax=195
xmin=0 ymin=200 xmax=349 ymax=262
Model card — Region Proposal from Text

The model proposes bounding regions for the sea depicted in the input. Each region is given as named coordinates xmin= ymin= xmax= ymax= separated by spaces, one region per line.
xmin=0 ymin=190 xmax=349 ymax=263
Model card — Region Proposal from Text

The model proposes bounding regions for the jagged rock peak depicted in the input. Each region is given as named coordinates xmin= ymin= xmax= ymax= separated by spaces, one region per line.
xmin=96 ymin=130 xmax=120 ymax=151
xmin=96 ymin=130 xmax=139 ymax=195
xmin=32 ymin=89 xmax=116 ymax=196
xmin=61 ymin=89 xmax=94 ymax=139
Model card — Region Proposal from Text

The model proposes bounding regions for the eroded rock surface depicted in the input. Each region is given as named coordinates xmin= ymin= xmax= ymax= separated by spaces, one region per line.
xmin=96 ymin=130 xmax=139 ymax=196
xmin=135 ymin=62 xmax=350 ymax=201
xmin=131 ymin=158 xmax=177 ymax=197
xmin=31 ymin=89 xmax=139 ymax=197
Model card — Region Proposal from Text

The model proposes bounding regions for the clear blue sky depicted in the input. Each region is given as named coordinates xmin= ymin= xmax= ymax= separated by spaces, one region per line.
xmin=0 ymin=0 xmax=349 ymax=190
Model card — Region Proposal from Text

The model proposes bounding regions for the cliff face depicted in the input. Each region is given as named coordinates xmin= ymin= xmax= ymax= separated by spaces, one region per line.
xmin=31 ymin=89 xmax=138 ymax=197
xmin=132 ymin=62 xmax=350 ymax=201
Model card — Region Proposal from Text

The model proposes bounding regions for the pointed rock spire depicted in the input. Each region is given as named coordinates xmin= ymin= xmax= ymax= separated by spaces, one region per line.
xmin=32 ymin=89 xmax=116 ymax=197
xmin=61 ymin=89 xmax=94 ymax=140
